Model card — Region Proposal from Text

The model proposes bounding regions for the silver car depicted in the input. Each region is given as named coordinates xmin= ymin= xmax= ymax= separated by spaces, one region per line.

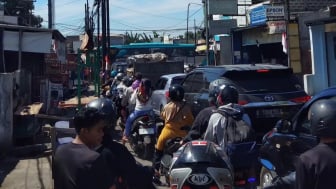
xmin=152 ymin=73 xmax=186 ymax=115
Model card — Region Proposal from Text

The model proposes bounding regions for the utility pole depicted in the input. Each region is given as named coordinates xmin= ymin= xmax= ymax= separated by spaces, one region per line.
xmin=106 ymin=0 xmax=110 ymax=72
xmin=205 ymin=0 xmax=210 ymax=66
xmin=101 ymin=0 xmax=106 ymax=74
xmin=285 ymin=0 xmax=291 ymax=67
xmin=48 ymin=0 xmax=52 ymax=29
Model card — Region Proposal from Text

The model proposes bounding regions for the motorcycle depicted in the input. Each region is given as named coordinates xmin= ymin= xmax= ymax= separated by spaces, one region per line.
xmin=258 ymin=120 xmax=313 ymax=189
xmin=168 ymin=140 xmax=234 ymax=189
xmin=259 ymin=159 xmax=295 ymax=189
xmin=128 ymin=113 xmax=158 ymax=160
xmin=159 ymin=137 xmax=183 ymax=186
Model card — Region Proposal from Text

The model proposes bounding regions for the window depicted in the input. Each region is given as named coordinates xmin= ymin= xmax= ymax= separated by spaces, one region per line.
xmin=171 ymin=76 xmax=185 ymax=85
xmin=155 ymin=78 xmax=167 ymax=90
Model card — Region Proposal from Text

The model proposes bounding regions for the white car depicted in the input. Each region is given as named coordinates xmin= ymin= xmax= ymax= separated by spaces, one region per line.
xmin=152 ymin=73 xmax=186 ymax=115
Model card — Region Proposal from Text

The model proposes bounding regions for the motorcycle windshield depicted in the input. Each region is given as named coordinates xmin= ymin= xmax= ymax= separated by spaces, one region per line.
xmin=175 ymin=142 xmax=229 ymax=168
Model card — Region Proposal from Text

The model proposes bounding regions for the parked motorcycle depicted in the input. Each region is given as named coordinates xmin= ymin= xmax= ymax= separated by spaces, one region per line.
xmin=128 ymin=113 xmax=157 ymax=160
xmin=169 ymin=140 xmax=234 ymax=189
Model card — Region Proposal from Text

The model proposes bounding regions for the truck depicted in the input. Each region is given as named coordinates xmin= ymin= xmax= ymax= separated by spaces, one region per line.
xmin=120 ymin=52 xmax=185 ymax=85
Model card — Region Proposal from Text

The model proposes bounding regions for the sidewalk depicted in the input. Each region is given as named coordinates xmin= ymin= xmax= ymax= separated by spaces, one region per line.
xmin=0 ymin=152 xmax=53 ymax=189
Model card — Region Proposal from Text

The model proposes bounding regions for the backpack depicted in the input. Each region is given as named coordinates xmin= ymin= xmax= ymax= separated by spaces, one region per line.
xmin=216 ymin=109 xmax=258 ymax=169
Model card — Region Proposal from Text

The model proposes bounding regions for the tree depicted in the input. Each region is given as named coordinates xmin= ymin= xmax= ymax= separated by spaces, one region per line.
xmin=2 ymin=0 xmax=43 ymax=27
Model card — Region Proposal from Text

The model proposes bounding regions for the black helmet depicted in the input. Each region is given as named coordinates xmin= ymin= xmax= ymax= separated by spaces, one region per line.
xmin=168 ymin=84 xmax=185 ymax=102
xmin=209 ymin=79 xmax=226 ymax=99
xmin=122 ymin=76 xmax=133 ymax=87
xmin=309 ymin=98 xmax=336 ymax=138
xmin=217 ymin=84 xmax=238 ymax=105
xmin=116 ymin=72 xmax=124 ymax=81
xmin=74 ymin=98 xmax=116 ymax=133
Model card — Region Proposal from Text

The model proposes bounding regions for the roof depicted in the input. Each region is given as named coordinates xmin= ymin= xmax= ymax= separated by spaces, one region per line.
xmin=196 ymin=63 xmax=290 ymax=71
xmin=0 ymin=24 xmax=66 ymax=41
xmin=160 ymin=73 xmax=186 ymax=79
xmin=305 ymin=16 xmax=336 ymax=26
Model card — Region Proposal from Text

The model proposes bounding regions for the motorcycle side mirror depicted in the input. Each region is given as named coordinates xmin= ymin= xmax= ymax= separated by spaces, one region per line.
xmin=275 ymin=119 xmax=291 ymax=133
xmin=260 ymin=158 xmax=275 ymax=171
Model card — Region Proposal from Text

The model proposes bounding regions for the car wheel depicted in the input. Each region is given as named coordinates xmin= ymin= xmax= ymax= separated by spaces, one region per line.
xmin=260 ymin=166 xmax=277 ymax=188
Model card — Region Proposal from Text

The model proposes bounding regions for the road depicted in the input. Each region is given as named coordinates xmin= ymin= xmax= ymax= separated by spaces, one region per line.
xmin=0 ymin=126 xmax=168 ymax=189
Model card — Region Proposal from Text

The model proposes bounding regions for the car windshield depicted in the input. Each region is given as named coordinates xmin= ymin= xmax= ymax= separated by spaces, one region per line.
xmin=224 ymin=70 xmax=303 ymax=93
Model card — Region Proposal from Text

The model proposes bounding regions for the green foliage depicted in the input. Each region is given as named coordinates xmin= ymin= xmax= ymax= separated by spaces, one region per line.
xmin=124 ymin=31 xmax=153 ymax=44
xmin=2 ymin=0 xmax=43 ymax=27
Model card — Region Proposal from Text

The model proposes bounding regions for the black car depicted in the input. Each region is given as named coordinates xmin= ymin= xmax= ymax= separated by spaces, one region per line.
xmin=258 ymin=87 xmax=336 ymax=188
xmin=180 ymin=64 xmax=311 ymax=140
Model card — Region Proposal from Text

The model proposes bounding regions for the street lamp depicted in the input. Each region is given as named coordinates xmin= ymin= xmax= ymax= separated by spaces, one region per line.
xmin=187 ymin=2 xmax=202 ymax=43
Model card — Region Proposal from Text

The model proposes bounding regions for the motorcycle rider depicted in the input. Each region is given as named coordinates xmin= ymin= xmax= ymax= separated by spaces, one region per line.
xmin=122 ymin=78 xmax=154 ymax=143
xmin=181 ymin=91 xmax=217 ymax=144
xmin=295 ymin=98 xmax=336 ymax=189
xmin=203 ymin=84 xmax=251 ymax=149
xmin=131 ymin=72 xmax=142 ymax=90
xmin=85 ymin=98 xmax=156 ymax=189
xmin=53 ymin=98 xmax=115 ymax=189
xmin=152 ymin=84 xmax=194 ymax=184
xmin=119 ymin=76 xmax=135 ymax=130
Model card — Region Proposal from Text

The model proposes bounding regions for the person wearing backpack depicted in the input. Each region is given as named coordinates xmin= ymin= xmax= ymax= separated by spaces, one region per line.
xmin=203 ymin=84 xmax=258 ymax=187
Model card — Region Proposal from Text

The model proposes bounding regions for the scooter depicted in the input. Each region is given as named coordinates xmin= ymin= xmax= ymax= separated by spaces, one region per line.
xmin=128 ymin=114 xmax=157 ymax=160
xmin=259 ymin=158 xmax=295 ymax=189
xmin=169 ymin=140 xmax=234 ymax=189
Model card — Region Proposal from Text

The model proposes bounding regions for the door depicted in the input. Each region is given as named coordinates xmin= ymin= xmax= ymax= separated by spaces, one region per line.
xmin=326 ymin=32 xmax=336 ymax=87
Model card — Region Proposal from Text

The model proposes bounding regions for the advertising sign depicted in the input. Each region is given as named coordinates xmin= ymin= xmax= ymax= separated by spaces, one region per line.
xmin=267 ymin=20 xmax=286 ymax=34
xmin=209 ymin=19 xmax=237 ymax=35
xmin=249 ymin=5 xmax=267 ymax=26
xmin=208 ymin=0 xmax=238 ymax=15
xmin=266 ymin=6 xmax=284 ymax=17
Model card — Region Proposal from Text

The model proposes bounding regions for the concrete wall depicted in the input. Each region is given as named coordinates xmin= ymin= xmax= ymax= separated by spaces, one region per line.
xmin=0 ymin=73 xmax=13 ymax=152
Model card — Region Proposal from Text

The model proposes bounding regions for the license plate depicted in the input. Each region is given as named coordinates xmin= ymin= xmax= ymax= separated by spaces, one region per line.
xmin=139 ymin=128 xmax=155 ymax=135
xmin=256 ymin=109 xmax=283 ymax=118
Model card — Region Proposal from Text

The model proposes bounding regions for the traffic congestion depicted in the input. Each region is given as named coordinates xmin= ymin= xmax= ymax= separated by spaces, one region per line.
xmin=1 ymin=0 xmax=336 ymax=189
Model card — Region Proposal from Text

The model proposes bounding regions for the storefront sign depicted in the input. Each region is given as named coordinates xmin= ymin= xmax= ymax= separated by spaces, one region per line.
xmin=249 ymin=5 xmax=267 ymax=26
xmin=266 ymin=6 xmax=284 ymax=17
xmin=268 ymin=21 xmax=286 ymax=34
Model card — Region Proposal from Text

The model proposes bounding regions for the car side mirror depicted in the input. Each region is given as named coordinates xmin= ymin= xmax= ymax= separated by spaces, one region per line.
xmin=275 ymin=119 xmax=292 ymax=133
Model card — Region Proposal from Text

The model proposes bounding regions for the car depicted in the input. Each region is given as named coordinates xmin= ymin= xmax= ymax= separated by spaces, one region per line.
xmin=180 ymin=64 xmax=311 ymax=140
xmin=258 ymin=87 xmax=336 ymax=188
xmin=152 ymin=73 xmax=186 ymax=115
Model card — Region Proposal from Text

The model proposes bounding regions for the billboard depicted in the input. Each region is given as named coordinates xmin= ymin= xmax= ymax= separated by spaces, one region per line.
xmin=208 ymin=0 xmax=238 ymax=15
xmin=209 ymin=19 xmax=237 ymax=35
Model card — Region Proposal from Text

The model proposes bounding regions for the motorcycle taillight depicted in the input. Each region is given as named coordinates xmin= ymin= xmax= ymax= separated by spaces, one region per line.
xmin=209 ymin=185 xmax=220 ymax=189
xmin=141 ymin=116 xmax=149 ymax=122
xmin=223 ymin=185 xmax=232 ymax=189
xmin=181 ymin=185 xmax=191 ymax=189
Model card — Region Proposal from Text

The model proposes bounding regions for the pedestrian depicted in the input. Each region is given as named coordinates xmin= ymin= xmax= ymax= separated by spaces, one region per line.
xmin=295 ymin=98 xmax=336 ymax=189
xmin=152 ymin=84 xmax=194 ymax=184
xmin=53 ymin=99 xmax=115 ymax=189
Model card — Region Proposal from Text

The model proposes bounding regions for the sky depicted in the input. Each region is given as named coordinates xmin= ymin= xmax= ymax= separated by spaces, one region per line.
xmin=34 ymin=0 xmax=205 ymax=37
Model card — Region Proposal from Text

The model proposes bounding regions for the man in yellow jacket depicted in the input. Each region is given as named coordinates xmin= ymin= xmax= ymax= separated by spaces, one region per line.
xmin=152 ymin=84 xmax=194 ymax=184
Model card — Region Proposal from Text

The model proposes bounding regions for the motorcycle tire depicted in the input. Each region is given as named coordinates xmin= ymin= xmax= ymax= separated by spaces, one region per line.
xmin=260 ymin=166 xmax=277 ymax=189
xmin=142 ymin=143 xmax=155 ymax=160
